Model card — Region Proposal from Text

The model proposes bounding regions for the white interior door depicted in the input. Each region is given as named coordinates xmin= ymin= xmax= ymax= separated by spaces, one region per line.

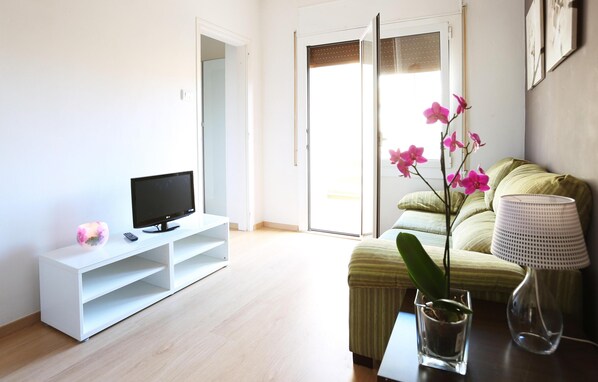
xmin=202 ymin=59 xmax=227 ymax=216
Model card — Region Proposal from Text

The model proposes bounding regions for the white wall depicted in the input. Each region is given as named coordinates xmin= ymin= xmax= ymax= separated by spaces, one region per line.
xmin=0 ymin=0 xmax=260 ymax=327
xmin=260 ymin=0 xmax=300 ymax=227
xmin=260 ymin=0 xmax=525 ymax=231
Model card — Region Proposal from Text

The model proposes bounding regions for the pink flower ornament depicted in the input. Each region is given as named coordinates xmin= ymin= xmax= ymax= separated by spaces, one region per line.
xmin=443 ymin=131 xmax=464 ymax=153
xmin=76 ymin=221 xmax=110 ymax=249
xmin=461 ymin=170 xmax=490 ymax=195
xmin=423 ymin=102 xmax=449 ymax=124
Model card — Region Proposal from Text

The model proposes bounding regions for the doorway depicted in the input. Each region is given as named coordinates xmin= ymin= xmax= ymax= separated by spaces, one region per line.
xmin=201 ymin=36 xmax=226 ymax=217
xmin=197 ymin=20 xmax=250 ymax=231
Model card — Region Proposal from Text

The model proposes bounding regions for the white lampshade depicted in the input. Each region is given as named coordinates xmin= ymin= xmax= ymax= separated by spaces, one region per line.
xmin=492 ymin=194 xmax=589 ymax=270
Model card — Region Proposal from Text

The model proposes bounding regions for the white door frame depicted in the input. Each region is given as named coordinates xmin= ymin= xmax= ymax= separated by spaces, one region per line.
xmin=196 ymin=18 xmax=252 ymax=231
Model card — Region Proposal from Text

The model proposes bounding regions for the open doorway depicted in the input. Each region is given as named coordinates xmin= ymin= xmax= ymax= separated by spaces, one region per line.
xmin=197 ymin=20 xmax=250 ymax=231
xmin=201 ymin=36 xmax=227 ymax=217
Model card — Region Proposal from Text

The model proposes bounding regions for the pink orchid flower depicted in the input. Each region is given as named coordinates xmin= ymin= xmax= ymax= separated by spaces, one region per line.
xmin=390 ymin=148 xmax=411 ymax=177
xmin=447 ymin=172 xmax=462 ymax=188
xmin=390 ymin=148 xmax=412 ymax=177
xmin=400 ymin=145 xmax=427 ymax=165
xmin=397 ymin=160 xmax=411 ymax=178
xmin=453 ymin=94 xmax=468 ymax=115
xmin=469 ymin=132 xmax=486 ymax=152
xmin=443 ymin=131 xmax=464 ymax=153
xmin=461 ymin=170 xmax=490 ymax=195
xmin=423 ymin=102 xmax=449 ymax=124
xmin=389 ymin=149 xmax=401 ymax=164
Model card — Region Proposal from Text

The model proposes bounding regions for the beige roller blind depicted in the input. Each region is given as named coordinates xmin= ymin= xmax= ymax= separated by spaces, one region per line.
xmin=380 ymin=32 xmax=440 ymax=74
xmin=308 ymin=41 xmax=359 ymax=68
xmin=308 ymin=33 xmax=439 ymax=74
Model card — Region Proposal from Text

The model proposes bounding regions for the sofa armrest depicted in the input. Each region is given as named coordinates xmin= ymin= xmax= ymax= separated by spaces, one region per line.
xmin=349 ymin=238 xmax=582 ymax=315
xmin=349 ymin=238 xmax=525 ymax=294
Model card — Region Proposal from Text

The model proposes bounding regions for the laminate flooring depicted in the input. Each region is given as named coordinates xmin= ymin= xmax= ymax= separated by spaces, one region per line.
xmin=0 ymin=229 xmax=378 ymax=382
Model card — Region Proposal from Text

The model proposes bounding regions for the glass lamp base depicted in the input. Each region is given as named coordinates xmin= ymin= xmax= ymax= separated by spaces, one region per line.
xmin=507 ymin=268 xmax=563 ymax=355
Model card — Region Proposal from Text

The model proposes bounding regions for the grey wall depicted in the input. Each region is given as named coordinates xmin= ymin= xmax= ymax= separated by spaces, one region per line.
xmin=525 ymin=0 xmax=598 ymax=339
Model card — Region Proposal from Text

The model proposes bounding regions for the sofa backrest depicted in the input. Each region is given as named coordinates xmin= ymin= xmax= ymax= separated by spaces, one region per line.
xmin=493 ymin=163 xmax=593 ymax=234
xmin=483 ymin=157 xmax=529 ymax=210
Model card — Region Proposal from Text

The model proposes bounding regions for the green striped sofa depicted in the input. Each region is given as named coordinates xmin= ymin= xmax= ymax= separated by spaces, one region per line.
xmin=348 ymin=158 xmax=592 ymax=365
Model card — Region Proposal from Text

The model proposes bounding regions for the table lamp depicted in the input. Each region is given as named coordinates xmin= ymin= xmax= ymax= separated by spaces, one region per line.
xmin=491 ymin=194 xmax=590 ymax=355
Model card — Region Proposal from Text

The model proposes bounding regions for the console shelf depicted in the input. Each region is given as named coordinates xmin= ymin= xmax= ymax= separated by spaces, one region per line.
xmin=39 ymin=214 xmax=229 ymax=341
xmin=174 ymin=255 xmax=226 ymax=291
xmin=81 ymin=257 xmax=167 ymax=303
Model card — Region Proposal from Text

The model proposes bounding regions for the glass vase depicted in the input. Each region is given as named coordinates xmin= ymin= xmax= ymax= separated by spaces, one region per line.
xmin=414 ymin=289 xmax=472 ymax=375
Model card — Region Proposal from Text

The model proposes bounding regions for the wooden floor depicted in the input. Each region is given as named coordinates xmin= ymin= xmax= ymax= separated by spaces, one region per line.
xmin=0 ymin=229 xmax=378 ymax=381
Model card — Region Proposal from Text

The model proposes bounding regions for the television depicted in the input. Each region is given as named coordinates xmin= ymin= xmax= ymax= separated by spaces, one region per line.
xmin=131 ymin=171 xmax=196 ymax=233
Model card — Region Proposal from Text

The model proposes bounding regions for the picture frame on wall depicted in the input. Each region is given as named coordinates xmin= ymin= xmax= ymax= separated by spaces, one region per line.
xmin=526 ymin=0 xmax=544 ymax=90
xmin=546 ymin=0 xmax=578 ymax=71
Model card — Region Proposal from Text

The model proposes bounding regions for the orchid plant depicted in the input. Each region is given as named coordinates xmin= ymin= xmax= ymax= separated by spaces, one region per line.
xmin=391 ymin=95 xmax=489 ymax=318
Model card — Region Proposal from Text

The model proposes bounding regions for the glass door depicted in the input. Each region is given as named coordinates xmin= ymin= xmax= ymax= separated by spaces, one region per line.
xmin=360 ymin=15 xmax=381 ymax=238
xmin=307 ymin=42 xmax=361 ymax=236
xmin=306 ymin=15 xmax=381 ymax=237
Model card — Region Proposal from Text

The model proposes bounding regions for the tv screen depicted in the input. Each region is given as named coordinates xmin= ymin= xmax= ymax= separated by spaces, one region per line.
xmin=131 ymin=171 xmax=196 ymax=233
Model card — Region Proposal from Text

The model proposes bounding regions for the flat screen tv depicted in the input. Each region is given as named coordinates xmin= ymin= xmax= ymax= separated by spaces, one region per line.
xmin=131 ymin=171 xmax=196 ymax=233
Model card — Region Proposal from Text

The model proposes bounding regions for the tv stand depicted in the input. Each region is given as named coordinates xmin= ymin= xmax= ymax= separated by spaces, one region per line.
xmin=39 ymin=214 xmax=228 ymax=341
xmin=142 ymin=222 xmax=180 ymax=233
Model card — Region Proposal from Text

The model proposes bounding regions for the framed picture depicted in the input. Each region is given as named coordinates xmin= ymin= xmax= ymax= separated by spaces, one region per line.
xmin=546 ymin=0 xmax=578 ymax=71
xmin=526 ymin=0 xmax=544 ymax=90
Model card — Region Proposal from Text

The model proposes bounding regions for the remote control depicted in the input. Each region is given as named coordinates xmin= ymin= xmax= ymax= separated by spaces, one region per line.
xmin=123 ymin=232 xmax=138 ymax=242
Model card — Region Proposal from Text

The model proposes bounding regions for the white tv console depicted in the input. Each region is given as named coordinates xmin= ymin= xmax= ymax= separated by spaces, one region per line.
xmin=39 ymin=214 xmax=229 ymax=341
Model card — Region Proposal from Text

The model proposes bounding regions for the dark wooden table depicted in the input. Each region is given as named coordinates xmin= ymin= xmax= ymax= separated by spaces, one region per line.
xmin=377 ymin=289 xmax=598 ymax=381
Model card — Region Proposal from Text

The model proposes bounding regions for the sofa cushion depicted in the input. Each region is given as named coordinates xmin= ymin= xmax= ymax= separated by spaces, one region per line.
xmin=349 ymin=238 xmax=524 ymax=293
xmin=484 ymin=157 xmax=529 ymax=210
xmin=397 ymin=190 xmax=466 ymax=214
xmin=393 ymin=210 xmax=454 ymax=236
xmin=493 ymin=164 xmax=592 ymax=233
xmin=379 ymin=228 xmax=450 ymax=248
xmin=452 ymin=192 xmax=489 ymax=229
xmin=452 ymin=210 xmax=496 ymax=254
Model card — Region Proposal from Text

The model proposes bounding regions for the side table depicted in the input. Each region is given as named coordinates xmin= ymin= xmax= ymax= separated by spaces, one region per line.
xmin=378 ymin=289 xmax=598 ymax=381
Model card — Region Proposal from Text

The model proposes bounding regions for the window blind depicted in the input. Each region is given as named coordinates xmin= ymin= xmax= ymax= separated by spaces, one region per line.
xmin=308 ymin=41 xmax=359 ymax=68
xmin=307 ymin=32 xmax=440 ymax=73
xmin=380 ymin=32 xmax=441 ymax=74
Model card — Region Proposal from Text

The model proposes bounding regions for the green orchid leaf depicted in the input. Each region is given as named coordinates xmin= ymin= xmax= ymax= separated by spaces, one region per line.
xmin=406 ymin=269 xmax=426 ymax=294
xmin=396 ymin=232 xmax=445 ymax=300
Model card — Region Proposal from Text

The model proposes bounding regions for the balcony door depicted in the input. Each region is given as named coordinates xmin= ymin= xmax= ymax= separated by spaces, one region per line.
xmin=306 ymin=15 xmax=380 ymax=237
xmin=360 ymin=15 xmax=381 ymax=238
